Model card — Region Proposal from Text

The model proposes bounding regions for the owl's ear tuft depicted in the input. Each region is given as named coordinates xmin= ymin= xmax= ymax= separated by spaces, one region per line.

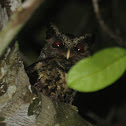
xmin=84 ymin=33 xmax=95 ymax=45
xmin=46 ymin=23 xmax=59 ymax=39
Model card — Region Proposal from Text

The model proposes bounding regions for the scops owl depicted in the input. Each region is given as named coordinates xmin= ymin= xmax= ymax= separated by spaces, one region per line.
xmin=26 ymin=24 xmax=95 ymax=104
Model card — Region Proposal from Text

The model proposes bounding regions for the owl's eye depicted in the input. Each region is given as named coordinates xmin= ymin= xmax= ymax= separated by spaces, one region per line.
xmin=52 ymin=39 xmax=64 ymax=48
xmin=75 ymin=43 xmax=84 ymax=53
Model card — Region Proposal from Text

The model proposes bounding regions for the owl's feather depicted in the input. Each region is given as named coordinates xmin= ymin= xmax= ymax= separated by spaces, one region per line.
xmin=26 ymin=24 xmax=95 ymax=104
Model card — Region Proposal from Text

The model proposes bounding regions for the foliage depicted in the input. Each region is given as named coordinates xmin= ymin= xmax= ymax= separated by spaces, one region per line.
xmin=67 ymin=47 xmax=126 ymax=92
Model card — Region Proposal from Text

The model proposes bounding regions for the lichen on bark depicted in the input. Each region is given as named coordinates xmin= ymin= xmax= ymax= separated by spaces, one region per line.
xmin=0 ymin=42 xmax=36 ymax=126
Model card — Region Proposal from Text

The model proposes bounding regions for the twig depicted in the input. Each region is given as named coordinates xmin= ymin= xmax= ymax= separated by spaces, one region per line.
xmin=0 ymin=0 xmax=45 ymax=58
xmin=92 ymin=0 xmax=125 ymax=47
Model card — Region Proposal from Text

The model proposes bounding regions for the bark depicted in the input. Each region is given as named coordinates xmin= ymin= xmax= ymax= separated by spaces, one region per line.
xmin=0 ymin=0 xmax=22 ymax=29
xmin=0 ymin=42 xmax=35 ymax=126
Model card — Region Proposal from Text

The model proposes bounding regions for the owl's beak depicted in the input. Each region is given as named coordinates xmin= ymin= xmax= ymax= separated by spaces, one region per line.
xmin=66 ymin=50 xmax=70 ymax=60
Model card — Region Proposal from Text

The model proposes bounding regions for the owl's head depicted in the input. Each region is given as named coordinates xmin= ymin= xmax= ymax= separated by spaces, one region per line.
xmin=39 ymin=24 xmax=95 ymax=63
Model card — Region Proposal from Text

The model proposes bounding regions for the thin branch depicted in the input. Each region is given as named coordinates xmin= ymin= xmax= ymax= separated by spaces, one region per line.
xmin=92 ymin=0 xmax=125 ymax=47
xmin=0 ymin=0 xmax=45 ymax=58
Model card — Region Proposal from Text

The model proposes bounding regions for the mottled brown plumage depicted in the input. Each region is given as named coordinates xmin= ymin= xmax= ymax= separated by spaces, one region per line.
xmin=26 ymin=24 xmax=95 ymax=104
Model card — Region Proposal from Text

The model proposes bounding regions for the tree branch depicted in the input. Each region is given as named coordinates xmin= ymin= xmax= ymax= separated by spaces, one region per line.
xmin=92 ymin=0 xmax=125 ymax=47
xmin=0 ymin=0 xmax=45 ymax=58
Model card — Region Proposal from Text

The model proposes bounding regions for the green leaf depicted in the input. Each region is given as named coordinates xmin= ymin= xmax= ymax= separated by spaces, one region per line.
xmin=67 ymin=47 xmax=126 ymax=92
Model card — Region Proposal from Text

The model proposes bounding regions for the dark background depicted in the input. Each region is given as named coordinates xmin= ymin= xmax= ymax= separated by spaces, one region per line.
xmin=18 ymin=0 xmax=126 ymax=125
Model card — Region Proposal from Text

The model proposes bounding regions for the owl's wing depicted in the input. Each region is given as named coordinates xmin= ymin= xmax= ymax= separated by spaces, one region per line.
xmin=26 ymin=62 xmax=42 ymax=85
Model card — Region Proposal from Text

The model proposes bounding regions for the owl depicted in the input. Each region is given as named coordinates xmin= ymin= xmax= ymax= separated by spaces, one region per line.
xmin=26 ymin=24 xmax=95 ymax=104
